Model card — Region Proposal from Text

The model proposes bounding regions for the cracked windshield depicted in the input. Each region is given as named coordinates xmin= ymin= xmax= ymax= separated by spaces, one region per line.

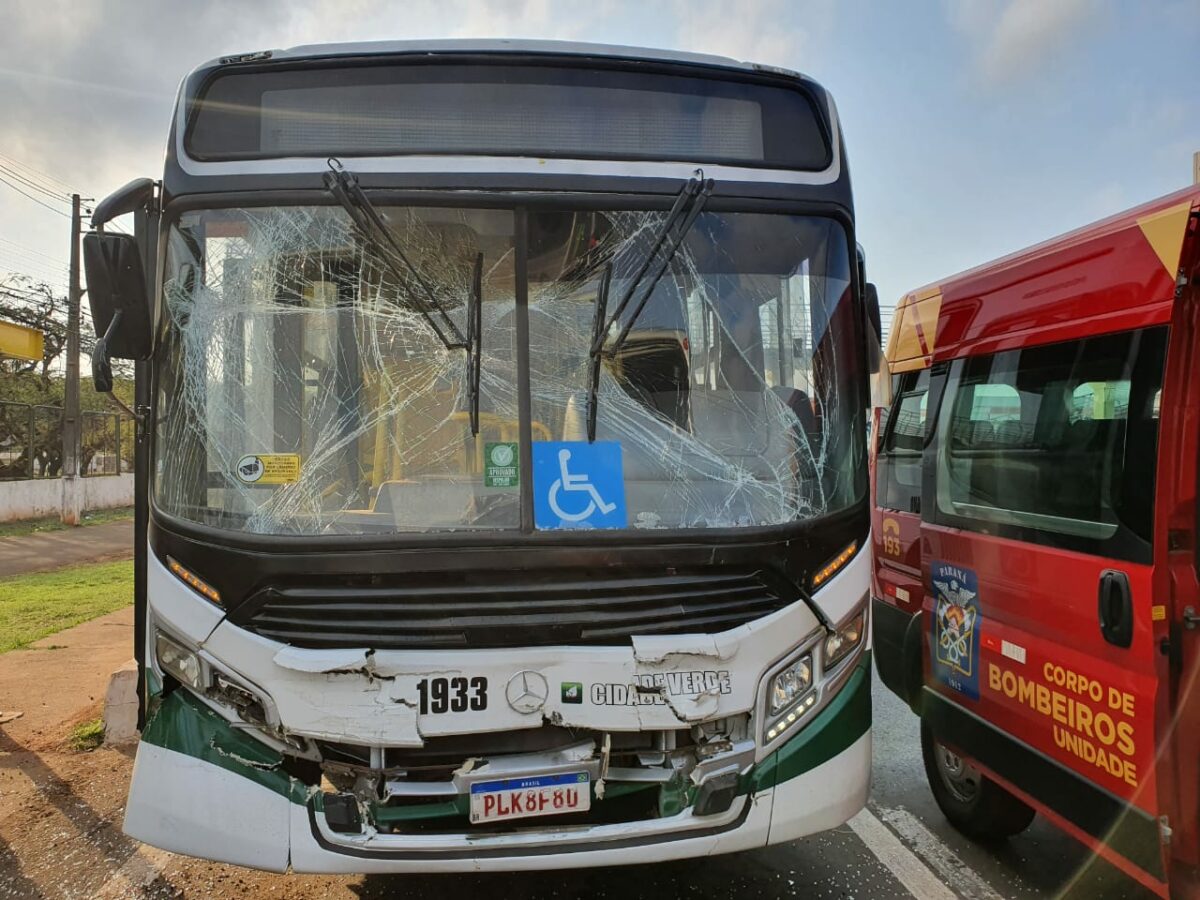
xmin=154 ymin=204 xmax=862 ymax=534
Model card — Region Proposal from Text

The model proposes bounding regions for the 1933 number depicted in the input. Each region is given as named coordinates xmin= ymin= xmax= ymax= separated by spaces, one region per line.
xmin=417 ymin=676 xmax=488 ymax=714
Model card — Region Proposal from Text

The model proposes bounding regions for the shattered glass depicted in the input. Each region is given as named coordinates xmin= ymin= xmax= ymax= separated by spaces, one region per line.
xmin=528 ymin=209 xmax=862 ymax=530
xmin=154 ymin=204 xmax=863 ymax=535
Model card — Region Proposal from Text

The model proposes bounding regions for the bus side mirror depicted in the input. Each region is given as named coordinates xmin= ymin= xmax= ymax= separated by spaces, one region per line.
xmin=864 ymin=282 xmax=882 ymax=374
xmin=82 ymin=232 xmax=152 ymax=393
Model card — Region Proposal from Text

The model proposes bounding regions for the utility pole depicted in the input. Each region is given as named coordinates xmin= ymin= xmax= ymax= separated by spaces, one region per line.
xmin=61 ymin=192 xmax=82 ymax=525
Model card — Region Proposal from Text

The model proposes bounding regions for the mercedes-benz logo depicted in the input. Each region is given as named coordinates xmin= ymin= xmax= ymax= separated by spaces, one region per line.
xmin=505 ymin=670 xmax=549 ymax=714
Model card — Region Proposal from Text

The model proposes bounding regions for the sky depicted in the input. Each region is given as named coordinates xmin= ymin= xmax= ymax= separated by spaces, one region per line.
xmin=0 ymin=0 xmax=1197 ymax=322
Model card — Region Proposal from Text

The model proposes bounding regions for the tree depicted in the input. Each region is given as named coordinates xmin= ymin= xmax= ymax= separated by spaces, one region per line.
xmin=0 ymin=274 xmax=92 ymax=387
xmin=1 ymin=274 xmax=135 ymax=479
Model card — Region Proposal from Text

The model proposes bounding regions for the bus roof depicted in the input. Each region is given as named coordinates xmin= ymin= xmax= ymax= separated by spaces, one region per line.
xmin=169 ymin=40 xmax=844 ymax=198
xmin=898 ymin=184 xmax=1200 ymax=363
xmin=196 ymin=39 xmax=807 ymax=81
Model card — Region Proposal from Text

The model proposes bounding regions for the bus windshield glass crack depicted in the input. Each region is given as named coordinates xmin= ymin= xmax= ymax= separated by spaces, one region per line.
xmin=153 ymin=204 xmax=863 ymax=535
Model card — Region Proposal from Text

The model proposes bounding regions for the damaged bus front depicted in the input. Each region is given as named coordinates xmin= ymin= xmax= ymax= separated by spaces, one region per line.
xmin=84 ymin=41 xmax=879 ymax=871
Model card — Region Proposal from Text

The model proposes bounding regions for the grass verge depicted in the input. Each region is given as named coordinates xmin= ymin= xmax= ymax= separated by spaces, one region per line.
xmin=0 ymin=560 xmax=133 ymax=653
xmin=67 ymin=718 xmax=105 ymax=751
xmin=0 ymin=506 xmax=134 ymax=538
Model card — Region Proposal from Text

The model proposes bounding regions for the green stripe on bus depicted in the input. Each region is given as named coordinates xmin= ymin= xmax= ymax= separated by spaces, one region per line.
xmin=140 ymin=689 xmax=310 ymax=805
xmin=747 ymin=652 xmax=872 ymax=793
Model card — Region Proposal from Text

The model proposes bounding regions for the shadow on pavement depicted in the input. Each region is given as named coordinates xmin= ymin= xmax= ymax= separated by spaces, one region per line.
xmin=0 ymin=727 xmax=142 ymax=895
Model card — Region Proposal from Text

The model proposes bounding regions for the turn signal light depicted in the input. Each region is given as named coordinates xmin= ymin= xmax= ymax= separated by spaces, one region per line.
xmin=167 ymin=557 xmax=222 ymax=605
xmin=812 ymin=541 xmax=857 ymax=589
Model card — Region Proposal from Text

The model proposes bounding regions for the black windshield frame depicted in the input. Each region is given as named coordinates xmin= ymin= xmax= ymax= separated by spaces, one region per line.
xmin=149 ymin=188 xmax=866 ymax=551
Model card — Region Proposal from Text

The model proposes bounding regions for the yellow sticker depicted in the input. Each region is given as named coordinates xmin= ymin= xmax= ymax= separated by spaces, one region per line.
xmin=236 ymin=454 xmax=300 ymax=485
xmin=1151 ymin=605 xmax=1166 ymax=622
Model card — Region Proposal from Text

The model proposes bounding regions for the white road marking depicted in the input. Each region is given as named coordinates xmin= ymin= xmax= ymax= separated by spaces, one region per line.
xmin=94 ymin=845 xmax=173 ymax=899
xmin=874 ymin=806 xmax=1007 ymax=900
xmin=849 ymin=807 xmax=958 ymax=900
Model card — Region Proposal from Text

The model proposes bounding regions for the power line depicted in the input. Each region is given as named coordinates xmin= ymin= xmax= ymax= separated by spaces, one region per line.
xmin=0 ymin=152 xmax=78 ymax=194
xmin=0 ymin=152 xmax=75 ymax=191
xmin=0 ymin=156 xmax=99 ymax=244
xmin=0 ymin=268 xmax=62 ymax=291
xmin=0 ymin=245 xmax=68 ymax=273
xmin=0 ymin=239 xmax=68 ymax=268
xmin=0 ymin=238 xmax=70 ymax=292
xmin=0 ymin=244 xmax=66 ymax=269
xmin=0 ymin=268 xmax=68 ymax=292
xmin=0 ymin=262 xmax=68 ymax=289
xmin=0 ymin=236 xmax=67 ymax=266
xmin=0 ymin=280 xmax=58 ymax=298
xmin=0 ymin=163 xmax=69 ymax=203
xmin=0 ymin=171 xmax=71 ymax=218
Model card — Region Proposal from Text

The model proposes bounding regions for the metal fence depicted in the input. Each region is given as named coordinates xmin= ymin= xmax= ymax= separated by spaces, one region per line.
xmin=0 ymin=400 xmax=133 ymax=480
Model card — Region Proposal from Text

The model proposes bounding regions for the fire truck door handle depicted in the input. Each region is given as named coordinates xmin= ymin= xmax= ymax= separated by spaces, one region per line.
xmin=1098 ymin=570 xmax=1133 ymax=648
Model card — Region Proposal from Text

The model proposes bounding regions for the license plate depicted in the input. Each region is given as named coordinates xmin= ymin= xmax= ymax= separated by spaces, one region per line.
xmin=468 ymin=772 xmax=590 ymax=824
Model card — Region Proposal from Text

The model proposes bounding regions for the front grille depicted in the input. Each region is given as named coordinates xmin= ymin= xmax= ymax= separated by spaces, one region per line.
xmin=234 ymin=567 xmax=798 ymax=649
xmin=313 ymin=726 xmax=677 ymax=776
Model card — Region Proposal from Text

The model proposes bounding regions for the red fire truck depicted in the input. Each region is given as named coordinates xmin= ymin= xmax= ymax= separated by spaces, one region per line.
xmin=871 ymin=185 xmax=1200 ymax=897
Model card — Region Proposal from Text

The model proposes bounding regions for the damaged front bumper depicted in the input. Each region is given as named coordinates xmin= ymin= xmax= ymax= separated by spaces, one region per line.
xmin=126 ymin=545 xmax=871 ymax=871
xmin=123 ymin=653 xmax=870 ymax=872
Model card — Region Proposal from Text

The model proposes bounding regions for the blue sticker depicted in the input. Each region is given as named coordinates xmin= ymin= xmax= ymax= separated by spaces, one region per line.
xmin=930 ymin=560 xmax=981 ymax=700
xmin=532 ymin=441 xmax=627 ymax=530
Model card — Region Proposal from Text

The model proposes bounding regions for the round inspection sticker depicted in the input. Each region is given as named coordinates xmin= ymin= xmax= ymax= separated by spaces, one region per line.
xmin=236 ymin=455 xmax=264 ymax=483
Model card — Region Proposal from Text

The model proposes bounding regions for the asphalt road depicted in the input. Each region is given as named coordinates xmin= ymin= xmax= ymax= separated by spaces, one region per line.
xmin=865 ymin=671 xmax=1155 ymax=900
xmin=0 ymin=518 xmax=133 ymax=576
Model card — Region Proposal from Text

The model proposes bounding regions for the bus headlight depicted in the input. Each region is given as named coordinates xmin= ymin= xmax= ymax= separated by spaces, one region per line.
xmin=765 ymin=654 xmax=817 ymax=742
xmin=156 ymin=632 xmax=203 ymax=690
xmin=770 ymin=655 xmax=813 ymax=716
xmin=824 ymin=612 xmax=865 ymax=669
xmin=154 ymin=629 xmax=281 ymax=735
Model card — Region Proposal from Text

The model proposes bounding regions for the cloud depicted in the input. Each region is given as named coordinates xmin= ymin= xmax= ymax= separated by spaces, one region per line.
xmin=669 ymin=0 xmax=834 ymax=72
xmin=947 ymin=0 xmax=1104 ymax=85
xmin=0 ymin=0 xmax=623 ymax=279
xmin=0 ymin=0 xmax=831 ymax=278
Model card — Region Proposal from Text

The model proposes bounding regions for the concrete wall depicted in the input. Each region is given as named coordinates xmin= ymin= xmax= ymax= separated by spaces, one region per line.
xmin=0 ymin=474 xmax=134 ymax=522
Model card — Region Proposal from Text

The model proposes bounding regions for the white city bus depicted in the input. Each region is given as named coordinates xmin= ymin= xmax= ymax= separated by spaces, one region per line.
xmin=83 ymin=40 xmax=880 ymax=872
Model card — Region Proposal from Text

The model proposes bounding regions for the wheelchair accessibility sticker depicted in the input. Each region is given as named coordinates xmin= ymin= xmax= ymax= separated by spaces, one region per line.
xmin=532 ymin=441 xmax=626 ymax=530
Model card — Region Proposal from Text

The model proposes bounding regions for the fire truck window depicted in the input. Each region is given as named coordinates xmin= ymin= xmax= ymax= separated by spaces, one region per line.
xmin=876 ymin=368 xmax=928 ymax=513
xmin=933 ymin=327 xmax=1167 ymax=561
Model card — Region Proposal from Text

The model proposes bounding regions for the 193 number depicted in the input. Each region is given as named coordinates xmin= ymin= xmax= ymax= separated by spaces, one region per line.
xmin=417 ymin=676 xmax=488 ymax=714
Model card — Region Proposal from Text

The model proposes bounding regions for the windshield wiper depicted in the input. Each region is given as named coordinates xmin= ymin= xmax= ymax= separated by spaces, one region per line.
xmin=585 ymin=170 xmax=714 ymax=441
xmin=324 ymin=159 xmax=467 ymax=351
xmin=325 ymin=159 xmax=486 ymax=434
xmin=467 ymin=251 xmax=483 ymax=435
xmin=585 ymin=262 xmax=614 ymax=444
